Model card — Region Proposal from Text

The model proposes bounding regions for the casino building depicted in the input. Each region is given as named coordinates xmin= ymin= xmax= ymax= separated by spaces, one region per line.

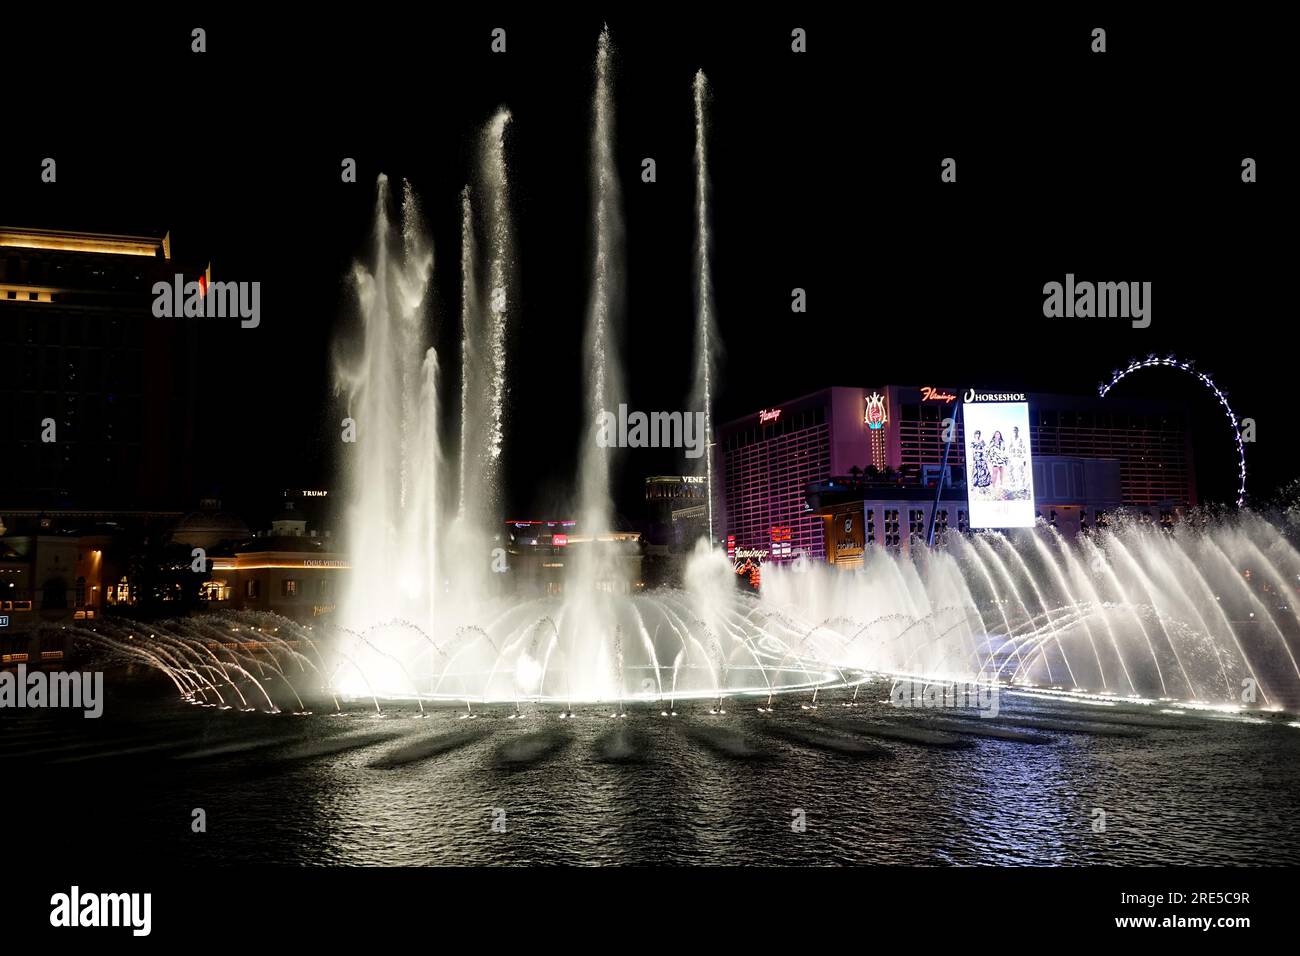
xmin=716 ymin=385 xmax=1196 ymax=566
xmin=644 ymin=475 xmax=710 ymax=555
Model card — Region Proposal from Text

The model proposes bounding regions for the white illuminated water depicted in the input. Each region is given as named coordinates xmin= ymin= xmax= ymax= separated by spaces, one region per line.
xmin=333 ymin=175 xmax=441 ymax=633
xmin=691 ymin=70 xmax=718 ymax=540
xmin=65 ymin=510 xmax=1300 ymax=713
xmin=576 ymin=26 xmax=622 ymax=548
xmin=760 ymin=513 xmax=1300 ymax=709
xmin=323 ymin=29 xmax=835 ymax=707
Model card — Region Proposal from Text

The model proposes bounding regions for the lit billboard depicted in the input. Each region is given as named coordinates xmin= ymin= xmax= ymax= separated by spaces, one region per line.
xmin=963 ymin=397 xmax=1035 ymax=528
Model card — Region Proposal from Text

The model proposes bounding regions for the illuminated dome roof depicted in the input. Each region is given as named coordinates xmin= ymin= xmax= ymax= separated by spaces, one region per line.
xmin=170 ymin=499 xmax=250 ymax=549
xmin=271 ymin=501 xmax=308 ymax=536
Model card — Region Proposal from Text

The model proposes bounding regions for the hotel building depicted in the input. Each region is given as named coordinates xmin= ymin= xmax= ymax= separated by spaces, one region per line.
xmin=0 ymin=226 xmax=199 ymax=510
xmin=644 ymin=475 xmax=709 ymax=555
xmin=717 ymin=385 xmax=1196 ymax=566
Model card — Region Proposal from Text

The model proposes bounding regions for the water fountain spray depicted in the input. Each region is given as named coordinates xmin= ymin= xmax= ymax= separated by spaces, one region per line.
xmin=691 ymin=69 xmax=719 ymax=543
xmin=334 ymin=175 xmax=438 ymax=640
xmin=452 ymin=110 xmax=514 ymax=598
xmin=576 ymin=25 xmax=625 ymax=549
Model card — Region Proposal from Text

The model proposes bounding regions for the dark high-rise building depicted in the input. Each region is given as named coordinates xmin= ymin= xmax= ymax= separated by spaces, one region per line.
xmin=644 ymin=475 xmax=709 ymax=555
xmin=0 ymin=227 xmax=198 ymax=510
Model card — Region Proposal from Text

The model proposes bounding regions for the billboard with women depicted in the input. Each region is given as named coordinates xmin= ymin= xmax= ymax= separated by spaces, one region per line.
xmin=963 ymin=398 xmax=1035 ymax=527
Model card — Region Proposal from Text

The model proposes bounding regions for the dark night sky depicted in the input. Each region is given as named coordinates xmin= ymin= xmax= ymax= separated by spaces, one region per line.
xmin=0 ymin=11 xmax=1289 ymax=524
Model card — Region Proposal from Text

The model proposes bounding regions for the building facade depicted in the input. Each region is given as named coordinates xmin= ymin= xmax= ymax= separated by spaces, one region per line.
xmin=0 ymin=227 xmax=203 ymax=511
xmin=717 ymin=385 xmax=1196 ymax=564
xmin=644 ymin=475 xmax=709 ymax=555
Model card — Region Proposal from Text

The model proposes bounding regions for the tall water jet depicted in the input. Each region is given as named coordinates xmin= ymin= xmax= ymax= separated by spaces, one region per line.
xmin=479 ymin=108 xmax=514 ymax=513
xmin=576 ymin=25 xmax=625 ymax=550
xmin=456 ymin=186 xmax=478 ymax=519
xmin=690 ymin=69 xmax=720 ymax=543
xmin=552 ymin=26 xmax=630 ymax=700
xmin=450 ymin=110 xmax=515 ymax=597
xmin=334 ymin=176 xmax=439 ymax=656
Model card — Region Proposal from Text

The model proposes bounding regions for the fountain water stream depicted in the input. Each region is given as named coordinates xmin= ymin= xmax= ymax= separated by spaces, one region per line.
xmin=691 ymin=69 xmax=718 ymax=541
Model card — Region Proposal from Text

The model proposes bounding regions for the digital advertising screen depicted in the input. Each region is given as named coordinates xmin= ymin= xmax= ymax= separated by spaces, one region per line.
xmin=963 ymin=401 xmax=1035 ymax=528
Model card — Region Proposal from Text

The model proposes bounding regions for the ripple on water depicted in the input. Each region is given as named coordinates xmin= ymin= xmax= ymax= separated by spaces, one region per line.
xmin=8 ymin=689 xmax=1300 ymax=865
xmin=493 ymin=729 xmax=571 ymax=767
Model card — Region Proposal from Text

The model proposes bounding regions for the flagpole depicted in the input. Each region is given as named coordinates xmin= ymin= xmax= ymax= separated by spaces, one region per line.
xmin=926 ymin=400 xmax=962 ymax=548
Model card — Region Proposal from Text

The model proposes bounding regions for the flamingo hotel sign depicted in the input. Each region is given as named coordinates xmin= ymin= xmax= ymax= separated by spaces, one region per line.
xmin=920 ymin=387 xmax=957 ymax=403
xmin=864 ymin=392 xmax=888 ymax=430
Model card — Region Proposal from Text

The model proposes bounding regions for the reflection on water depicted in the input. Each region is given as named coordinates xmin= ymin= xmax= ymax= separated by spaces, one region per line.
xmin=5 ymin=681 xmax=1299 ymax=866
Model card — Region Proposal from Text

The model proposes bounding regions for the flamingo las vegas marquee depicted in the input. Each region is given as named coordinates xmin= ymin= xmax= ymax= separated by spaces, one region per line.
xmin=715 ymin=385 xmax=1195 ymax=571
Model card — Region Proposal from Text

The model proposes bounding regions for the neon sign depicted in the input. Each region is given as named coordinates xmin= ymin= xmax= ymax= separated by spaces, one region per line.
xmin=920 ymin=387 xmax=956 ymax=403
xmin=735 ymin=559 xmax=761 ymax=588
xmin=964 ymin=389 xmax=1026 ymax=403
xmin=864 ymin=392 xmax=888 ymax=430
xmin=758 ymin=408 xmax=781 ymax=424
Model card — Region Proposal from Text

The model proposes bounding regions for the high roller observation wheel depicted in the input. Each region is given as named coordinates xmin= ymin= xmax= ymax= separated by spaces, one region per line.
xmin=1098 ymin=354 xmax=1246 ymax=508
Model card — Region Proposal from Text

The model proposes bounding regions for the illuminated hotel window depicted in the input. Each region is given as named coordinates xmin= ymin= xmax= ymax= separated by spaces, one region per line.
xmin=865 ymin=509 xmax=875 ymax=546
xmin=282 ymin=580 xmax=299 ymax=597
xmin=883 ymin=510 xmax=900 ymax=549
xmin=245 ymin=579 xmax=260 ymax=599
